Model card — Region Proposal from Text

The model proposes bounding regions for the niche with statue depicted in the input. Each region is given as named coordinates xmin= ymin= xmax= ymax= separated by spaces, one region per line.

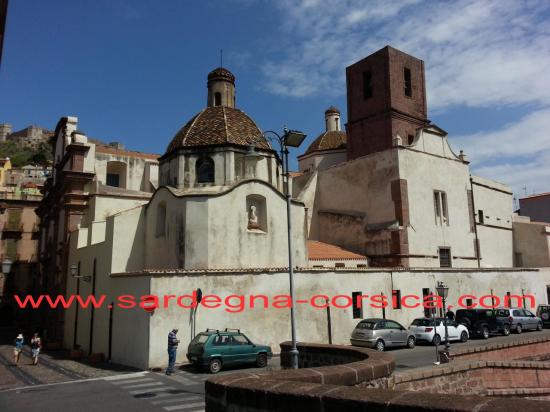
xmin=246 ymin=194 xmax=267 ymax=232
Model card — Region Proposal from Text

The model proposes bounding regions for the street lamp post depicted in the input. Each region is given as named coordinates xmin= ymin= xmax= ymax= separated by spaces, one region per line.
xmin=436 ymin=281 xmax=450 ymax=352
xmin=246 ymin=127 xmax=306 ymax=370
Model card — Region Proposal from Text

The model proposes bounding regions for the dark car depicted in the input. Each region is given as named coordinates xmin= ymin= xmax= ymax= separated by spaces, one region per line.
xmin=187 ymin=329 xmax=272 ymax=373
xmin=456 ymin=309 xmax=510 ymax=338
xmin=537 ymin=305 xmax=550 ymax=328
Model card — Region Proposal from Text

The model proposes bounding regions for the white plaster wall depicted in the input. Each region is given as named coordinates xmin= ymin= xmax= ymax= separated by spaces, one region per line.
xmin=298 ymin=151 xmax=347 ymax=173
xmin=143 ymin=267 xmax=549 ymax=368
xmin=399 ymin=147 xmax=477 ymax=267
xmin=513 ymin=222 xmax=550 ymax=267
xmin=471 ymin=176 xmax=514 ymax=268
xmin=94 ymin=153 xmax=157 ymax=192
xmin=144 ymin=182 xmax=307 ymax=270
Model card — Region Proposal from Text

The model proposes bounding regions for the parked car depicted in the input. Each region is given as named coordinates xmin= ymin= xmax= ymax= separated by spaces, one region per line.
xmin=187 ymin=329 xmax=272 ymax=373
xmin=455 ymin=309 xmax=510 ymax=338
xmin=350 ymin=318 xmax=415 ymax=351
xmin=408 ymin=318 xmax=469 ymax=345
xmin=495 ymin=307 xmax=543 ymax=333
xmin=537 ymin=305 xmax=550 ymax=328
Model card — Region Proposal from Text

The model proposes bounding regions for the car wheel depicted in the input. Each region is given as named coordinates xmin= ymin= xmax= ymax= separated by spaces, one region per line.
xmin=375 ymin=340 xmax=385 ymax=352
xmin=406 ymin=336 xmax=415 ymax=349
xmin=460 ymin=331 xmax=468 ymax=343
xmin=503 ymin=325 xmax=510 ymax=336
xmin=432 ymin=334 xmax=441 ymax=345
xmin=516 ymin=324 xmax=522 ymax=334
xmin=482 ymin=326 xmax=490 ymax=339
xmin=256 ymin=353 xmax=268 ymax=368
xmin=208 ymin=358 xmax=222 ymax=374
xmin=537 ymin=322 xmax=543 ymax=331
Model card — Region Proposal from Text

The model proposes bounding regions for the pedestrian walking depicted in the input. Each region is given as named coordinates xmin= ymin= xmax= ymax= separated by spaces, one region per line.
xmin=446 ymin=307 xmax=455 ymax=321
xmin=13 ymin=333 xmax=24 ymax=366
xmin=30 ymin=332 xmax=42 ymax=365
xmin=166 ymin=328 xmax=180 ymax=375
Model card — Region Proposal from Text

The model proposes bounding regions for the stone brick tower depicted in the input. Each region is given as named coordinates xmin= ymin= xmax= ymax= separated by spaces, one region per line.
xmin=346 ymin=46 xmax=429 ymax=160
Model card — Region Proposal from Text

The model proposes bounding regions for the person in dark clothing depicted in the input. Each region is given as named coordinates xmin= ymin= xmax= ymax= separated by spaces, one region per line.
xmin=166 ymin=328 xmax=180 ymax=375
xmin=446 ymin=307 xmax=455 ymax=321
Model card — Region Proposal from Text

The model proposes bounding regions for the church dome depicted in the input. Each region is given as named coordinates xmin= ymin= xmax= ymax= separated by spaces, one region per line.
xmin=303 ymin=130 xmax=347 ymax=155
xmin=325 ymin=106 xmax=340 ymax=115
xmin=165 ymin=106 xmax=271 ymax=154
xmin=207 ymin=67 xmax=235 ymax=85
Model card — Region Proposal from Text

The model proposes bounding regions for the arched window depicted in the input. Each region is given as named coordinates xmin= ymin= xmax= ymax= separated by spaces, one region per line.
xmin=156 ymin=202 xmax=166 ymax=237
xmin=214 ymin=92 xmax=222 ymax=106
xmin=196 ymin=157 xmax=215 ymax=184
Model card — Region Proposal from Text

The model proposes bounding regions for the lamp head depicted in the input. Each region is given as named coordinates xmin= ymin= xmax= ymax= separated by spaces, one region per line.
xmin=283 ymin=129 xmax=307 ymax=148
xmin=436 ymin=281 xmax=449 ymax=299
xmin=2 ymin=258 xmax=12 ymax=274
xmin=244 ymin=143 xmax=263 ymax=160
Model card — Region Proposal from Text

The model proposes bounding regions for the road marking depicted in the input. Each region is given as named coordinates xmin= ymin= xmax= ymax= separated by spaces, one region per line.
xmin=121 ymin=382 xmax=165 ymax=389
xmin=151 ymin=395 xmax=203 ymax=405
xmin=112 ymin=378 xmax=154 ymax=385
xmin=163 ymin=402 xmax=205 ymax=411
xmin=104 ymin=372 xmax=148 ymax=381
xmin=129 ymin=386 xmax=176 ymax=395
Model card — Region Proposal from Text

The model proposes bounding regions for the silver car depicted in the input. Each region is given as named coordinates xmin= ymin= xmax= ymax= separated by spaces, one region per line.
xmin=350 ymin=318 xmax=415 ymax=351
xmin=495 ymin=307 xmax=543 ymax=333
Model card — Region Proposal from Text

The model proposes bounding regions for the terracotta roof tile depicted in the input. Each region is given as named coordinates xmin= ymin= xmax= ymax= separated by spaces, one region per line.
xmin=95 ymin=145 xmax=159 ymax=161
xmin=166 ymin=106 xmax=270 ymax=155
xmin=302 ymin=131 xmax=347 ymax=156
xmin=307 ymin=240 xmax=367 ymax=260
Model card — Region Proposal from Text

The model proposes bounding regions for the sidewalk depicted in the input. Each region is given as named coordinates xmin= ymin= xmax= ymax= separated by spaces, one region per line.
xmin=0 ymin=344 xmax=139 ymax=391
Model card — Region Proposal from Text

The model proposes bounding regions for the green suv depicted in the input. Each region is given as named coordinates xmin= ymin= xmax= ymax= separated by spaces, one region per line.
xmin=186 ymin=329 xmax=273 ymax=373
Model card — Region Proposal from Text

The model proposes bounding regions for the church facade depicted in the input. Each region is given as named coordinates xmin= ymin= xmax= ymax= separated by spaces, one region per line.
xmin=295 ymin=46 xmax=513 ymax=269
xmin=36 ymin=46 xmax=550 ymax=368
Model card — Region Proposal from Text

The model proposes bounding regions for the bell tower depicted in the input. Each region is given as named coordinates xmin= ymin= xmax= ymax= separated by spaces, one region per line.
xmin=345 ymin=46 xmax=429 ymax=160
xmin=207 ymin=67 xmax=236 ymax=108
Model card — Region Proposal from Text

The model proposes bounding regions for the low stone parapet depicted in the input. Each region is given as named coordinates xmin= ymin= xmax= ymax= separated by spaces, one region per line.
xmin=205 ymin=342 xmax=550 ymax=411
xmin=449 ymin=336 xmax=550 ymax=361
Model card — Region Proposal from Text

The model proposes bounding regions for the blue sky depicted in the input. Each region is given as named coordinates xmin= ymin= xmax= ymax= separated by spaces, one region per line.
xmin=1 ymin=0 xmax=549 ymax=200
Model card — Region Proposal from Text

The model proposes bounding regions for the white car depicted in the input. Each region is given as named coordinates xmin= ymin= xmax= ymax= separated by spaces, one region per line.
xmin=409 ymin=317 xmax=469 ymax=345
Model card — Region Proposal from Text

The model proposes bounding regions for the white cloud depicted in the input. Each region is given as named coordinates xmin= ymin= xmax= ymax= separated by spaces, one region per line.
xmin=452 ymin=107 xmax=550 ymax=195
xmin=262 ymin=0 xmax=550 ymax=110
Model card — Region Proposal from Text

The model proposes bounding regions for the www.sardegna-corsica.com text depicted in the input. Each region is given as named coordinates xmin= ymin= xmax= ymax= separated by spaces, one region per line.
xmin=13 ymin=292 xmax=536 ymax=313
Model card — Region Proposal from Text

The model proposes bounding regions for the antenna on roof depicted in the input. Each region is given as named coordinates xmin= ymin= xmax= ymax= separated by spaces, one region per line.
xmin=220 ymin=49 xmax=223 ymax=68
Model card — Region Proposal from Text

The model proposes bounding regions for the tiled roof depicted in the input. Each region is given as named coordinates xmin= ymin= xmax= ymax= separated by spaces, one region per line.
xmin=165 ymin=106 xmax=270 ymax=155
xmin=302 ymin=131 xmax=347 ymax=156
xmin=95 ymin=145 xmax=159 ymax=161
xmin=307 ymin=240 xmax=367 ymax=260
xmin=208 ymin=67 xmax=235 ymax=85
xmin=520 ymin=192 xmax=550 ymax=200
xmin=325 ymin=106 xmax=340 ymax=115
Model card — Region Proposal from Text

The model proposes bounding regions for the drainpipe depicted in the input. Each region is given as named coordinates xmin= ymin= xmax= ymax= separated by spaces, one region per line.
xmin=469 ymin=176 xmax=481 ymax=268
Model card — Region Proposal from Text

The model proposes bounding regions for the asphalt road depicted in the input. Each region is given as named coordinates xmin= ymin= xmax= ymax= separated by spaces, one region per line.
xmin=0 ymin=329 xmax=548 ymax=412
xmin=390 ymin=328 xmax=550 ymax=369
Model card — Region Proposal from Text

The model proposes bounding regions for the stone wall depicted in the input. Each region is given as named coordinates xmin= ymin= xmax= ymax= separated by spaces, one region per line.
xmin=205 ymin=342 xmax=549 ymax=411
xmin=392 ymin=336 xmax=550 ymax=398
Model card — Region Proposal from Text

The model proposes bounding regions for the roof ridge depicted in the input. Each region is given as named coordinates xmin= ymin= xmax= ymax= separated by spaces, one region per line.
xmin=182 ymin=109 xmax=206 ymax=147
xmin=221 ymin=106 xmax=229 ymax=143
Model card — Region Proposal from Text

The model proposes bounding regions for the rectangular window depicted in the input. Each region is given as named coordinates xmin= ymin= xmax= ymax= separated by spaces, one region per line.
xmin=433 ymin=191 xmax=449 ymax=226
xmin=422 ymin=288 xmax=432 ymax=317
xmin=407 ymin=134 xmax=414 ymax=145
xmin=392 ymin=289 xmax=402 ymax=309
xmin=478 ymin=210 xmax=484 ymax=224
xmin=439 ymin=247 xmax=451 ymax=268
xmin=106 ymin=173 xmax=120 ymax=188
xmin=404 ymin=67 xmax=412 ymax=97
xmin=363 ymin=70 xmax=373 ymax=99
xmin=352 ymin=291 xmax=363 ymax=319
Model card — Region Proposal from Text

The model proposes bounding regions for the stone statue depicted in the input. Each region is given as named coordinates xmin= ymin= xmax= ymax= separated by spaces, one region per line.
xmin=248 ymin=205 xmax=259 ymax=229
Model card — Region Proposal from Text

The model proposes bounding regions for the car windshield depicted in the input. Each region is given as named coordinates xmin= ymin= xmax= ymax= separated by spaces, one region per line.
xmin=411 ymin=318 xmax=437 ymax=326
xmin=495 ymin=309 xmax=509 ymax=316
xmin=190 ymin=334 xmax=209 ymax=345
xmin=356 ymin=321 xmax=375 ymax=330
